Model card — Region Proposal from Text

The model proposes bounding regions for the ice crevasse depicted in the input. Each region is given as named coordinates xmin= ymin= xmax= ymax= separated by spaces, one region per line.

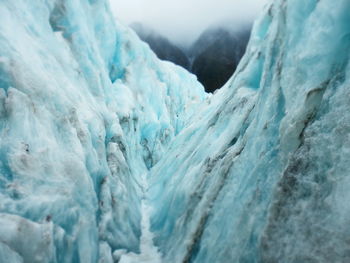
xmin=1 ymin=0 xmax=350 ymax=263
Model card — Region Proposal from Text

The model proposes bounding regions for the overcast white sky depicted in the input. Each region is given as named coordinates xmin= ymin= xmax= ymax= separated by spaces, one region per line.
xmin=109 ymin=0 xmax=268 ymax=46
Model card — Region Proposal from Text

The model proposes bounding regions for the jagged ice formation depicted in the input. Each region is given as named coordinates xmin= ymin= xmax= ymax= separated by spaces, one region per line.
xmin=1 ymin=0 xmax=350 ymax=262
xmin=0 ymin=0 xmax=205 ymax=262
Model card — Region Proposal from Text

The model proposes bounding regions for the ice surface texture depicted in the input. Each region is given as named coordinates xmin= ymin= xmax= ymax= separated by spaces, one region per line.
xmin=149 ymin=0 xmax=350 ymax=262
xmin=1 ymin=0 xmax=350 ymax=262
xmin=0 ymin=0 xmax=205 ymax=262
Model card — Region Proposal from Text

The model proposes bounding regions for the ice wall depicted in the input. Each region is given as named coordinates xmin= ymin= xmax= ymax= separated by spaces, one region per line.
xmin=0 ymin=0 xmax=205 ymax=262
xmin=149 ymin=0 xmax=350 ymax=262
xmin=2 ymin=0 xmax=350 ymax=262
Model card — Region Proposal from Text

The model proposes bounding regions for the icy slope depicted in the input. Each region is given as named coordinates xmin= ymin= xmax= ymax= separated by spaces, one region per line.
xmin=0 ymin=0 xmax=205 ymax=262
xmin=2 ymin=0 xmax=350 ymax=262
xmin=149 ymin=0 xmax=350 ymax=262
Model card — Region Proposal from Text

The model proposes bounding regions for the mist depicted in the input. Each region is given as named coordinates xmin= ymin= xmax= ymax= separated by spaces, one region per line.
xmin=109 ymin=0 xmax=268 ymax=46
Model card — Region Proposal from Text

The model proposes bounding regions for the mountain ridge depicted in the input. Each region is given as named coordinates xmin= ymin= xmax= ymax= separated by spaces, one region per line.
xmin=131 ymin=23 xmax=251 ymax=92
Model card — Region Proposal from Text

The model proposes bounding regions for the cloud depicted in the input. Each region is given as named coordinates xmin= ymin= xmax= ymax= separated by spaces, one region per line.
xmin=109 ymin=0 xmax=268 ymax=46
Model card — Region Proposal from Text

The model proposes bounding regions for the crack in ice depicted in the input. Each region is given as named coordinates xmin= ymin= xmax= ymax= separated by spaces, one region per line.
xmin=118 ymin=173 xmax=162 ymax=263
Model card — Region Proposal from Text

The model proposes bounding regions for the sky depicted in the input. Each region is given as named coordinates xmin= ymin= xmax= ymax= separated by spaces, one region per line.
xmin=109 ymin=0 xmax=268 ymax=46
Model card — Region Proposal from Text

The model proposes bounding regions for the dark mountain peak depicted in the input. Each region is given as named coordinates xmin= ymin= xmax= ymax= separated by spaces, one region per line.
xmin=130 ymin=22 xmax=252 ymax=93
xmin=130 ymin=22 xmax=190 ymax=69
xmin=189 ymin=25 xmax=251 ymax=56
xmin=189 ymin=25 xmax=251 ymax=93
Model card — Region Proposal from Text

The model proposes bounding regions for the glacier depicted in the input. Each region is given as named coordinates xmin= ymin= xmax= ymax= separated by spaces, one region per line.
xmin=149 ymin=0 xmax=350 ymax=262
xmin=1 ymin=0 xmax=350 ymax=262
xmin=0 ymin=0 xmax=205 ymax=262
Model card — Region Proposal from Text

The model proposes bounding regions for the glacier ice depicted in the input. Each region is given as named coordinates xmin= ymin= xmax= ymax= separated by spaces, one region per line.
xmin=0 ymin=0 xmax=205 ymax=262
xmin=118 ymin=173 xmax=162 ymax=263
xmin=1 ymin=0 xmax=350 ymax=262
xmin=149 ymin=0 xmax=350 ymax=262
